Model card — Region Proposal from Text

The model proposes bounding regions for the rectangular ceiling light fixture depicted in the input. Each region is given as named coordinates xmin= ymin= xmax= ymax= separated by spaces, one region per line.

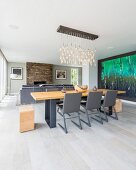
xmin=57 ymin=25 xmax=99 ymax=40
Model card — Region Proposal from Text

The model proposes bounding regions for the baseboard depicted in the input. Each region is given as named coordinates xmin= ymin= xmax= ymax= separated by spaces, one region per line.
xmin=121 ymin=99 xmax=136 ymax=105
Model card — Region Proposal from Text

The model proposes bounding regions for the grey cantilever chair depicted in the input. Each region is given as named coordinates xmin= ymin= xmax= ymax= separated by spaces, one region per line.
xmin=80 ymin=91 xmax=103 ymax=126
xmin=101 ymin=90 xmax=118 ymax=122
xmin=57 ymin=93 xmax=82 ymax=134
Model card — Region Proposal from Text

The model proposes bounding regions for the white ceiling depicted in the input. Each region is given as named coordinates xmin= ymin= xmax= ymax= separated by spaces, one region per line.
xmin=0 ymin=0 xmax=136 ymax=65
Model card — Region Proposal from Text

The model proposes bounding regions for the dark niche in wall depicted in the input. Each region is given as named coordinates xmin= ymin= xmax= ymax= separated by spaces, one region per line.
xmin=26 ymin=62 xmax=53 ymax=85
xmin=98 ymin=51 xmax=136 ymax=101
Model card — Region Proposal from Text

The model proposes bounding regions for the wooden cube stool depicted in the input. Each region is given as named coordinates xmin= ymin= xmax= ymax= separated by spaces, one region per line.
xmin=114 ymin=99 xmax=122 ymax=113
xmin=19 ymin=105 xmax=34 ymax=132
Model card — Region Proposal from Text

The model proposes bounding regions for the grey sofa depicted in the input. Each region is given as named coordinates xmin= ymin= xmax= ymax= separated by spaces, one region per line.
xmin=20 ymin=84 xmax=74 ymax=104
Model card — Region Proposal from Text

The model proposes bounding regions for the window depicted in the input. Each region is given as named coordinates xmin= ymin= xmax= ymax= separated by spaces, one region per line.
xmin=0 ymin=51 xmax=7 ymax=102
xmin=71 ymin=68 xmax=78 ymax=85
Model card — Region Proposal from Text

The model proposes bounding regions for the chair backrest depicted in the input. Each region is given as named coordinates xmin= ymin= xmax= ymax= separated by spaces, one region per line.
xmin=63 ymin=93 xmax=82 ymax=114
xmin=46 ymin=88 xmax=59 ymax=92
xmin=86 ymin=92 xmax=103 ymax=110
xmin=103 ymin=90 xmax=117 ymax=107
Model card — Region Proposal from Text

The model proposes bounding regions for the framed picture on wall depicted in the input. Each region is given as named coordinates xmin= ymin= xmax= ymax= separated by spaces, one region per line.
xmin=11 ymin=67 xmax=23 ymax=80
xmin=56 ymin=70 xmax=66 ymax=79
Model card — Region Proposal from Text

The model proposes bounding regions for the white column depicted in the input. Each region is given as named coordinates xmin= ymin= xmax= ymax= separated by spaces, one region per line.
xmin=82 ymin=60 xmax=98 ymax=89
xmin=89 ymin=61 xmax=98 ymax=89
xmin=82 ymin=64 xmax=90 ymax=86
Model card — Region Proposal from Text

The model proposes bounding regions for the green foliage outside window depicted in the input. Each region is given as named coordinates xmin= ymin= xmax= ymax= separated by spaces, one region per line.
xmin=71 ymin=68 xmax=78 ymax=85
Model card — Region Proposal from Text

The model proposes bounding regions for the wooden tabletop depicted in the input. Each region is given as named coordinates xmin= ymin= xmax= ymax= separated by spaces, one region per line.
xmin=31 ymin=89 xmax=126 ymax=101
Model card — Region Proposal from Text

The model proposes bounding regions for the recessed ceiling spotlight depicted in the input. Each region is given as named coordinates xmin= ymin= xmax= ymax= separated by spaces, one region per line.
xmin=8 ymin=24 xmax=19 ymax=30
xmin=107 ymin=46 xmax=114 ymax=50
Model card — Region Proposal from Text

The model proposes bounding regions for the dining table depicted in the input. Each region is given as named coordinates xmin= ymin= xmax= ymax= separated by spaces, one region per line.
xmin=31 ymin=89 xmax=126 ymax=128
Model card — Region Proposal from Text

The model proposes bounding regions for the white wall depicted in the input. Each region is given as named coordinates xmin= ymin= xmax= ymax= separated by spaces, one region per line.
xmin=89 ymin=61 xmax=98 ymax=89
xmin=82 ymin=61 xmax=98 ymax=89
xmin=8 ymin=62 xmax=26 ymax=94
xmin=0 ymin=50 xmax=8 ymax=101
xmin=82 ymin=64 xmax=90 ymax=86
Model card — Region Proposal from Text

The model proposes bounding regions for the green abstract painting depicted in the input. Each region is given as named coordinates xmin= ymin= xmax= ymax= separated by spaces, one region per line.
xmin=99 ymin=54 xmax=136 ymax=100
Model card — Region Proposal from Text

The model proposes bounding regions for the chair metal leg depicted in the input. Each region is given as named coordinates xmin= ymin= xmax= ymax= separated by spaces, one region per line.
xmin=57 ymin=106 xmax=59 ymax=113
xmin=57 ymin=110 xmax=63 ymax=117
xmin=99 ymin=107 xmax=108 ymax=122
xmin=86 ymin=110 xmax=91 ymax=127
xmin=71 ymin=112 xmax=82 ymax=130
xmin=80 ymin=109 xmax=85 ymax=114
xmin=114 ymin=107 xmax=118 ymax=120
xmin=63 ymin=114 xmax=68 ymax=133
xmin=57 ymin=107 xmax=71 ymax=117
xmin=98 ymin=110 xmax=103 ymax=124
xmin=109 ymin=107 xmax=118 ymax=120
xmin=58 ymin=114 xmax=68 ymax=134
xmin=57 ymin=106 xmax=62 ymax=116
xmin=92 ymin=110 xmax=103 ymax=124
xmin=104 ymin=108 xmax=108 ymax=122
xmin=81 ymin=110 xmax=91 ymax=127
xmin=78 ymin=112 xmax=82 ymax=129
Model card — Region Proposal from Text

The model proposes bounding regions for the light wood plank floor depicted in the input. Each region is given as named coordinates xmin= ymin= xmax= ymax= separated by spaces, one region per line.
xmin=0 ymin=96 xmax=136 ymax=170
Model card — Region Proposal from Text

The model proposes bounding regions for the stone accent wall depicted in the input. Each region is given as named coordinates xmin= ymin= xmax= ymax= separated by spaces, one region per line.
xmin=26 ymin=62 xmax=53 ymax=85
